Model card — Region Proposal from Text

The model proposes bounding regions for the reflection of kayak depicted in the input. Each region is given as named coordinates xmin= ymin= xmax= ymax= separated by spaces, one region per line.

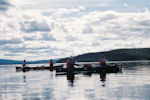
xmin=56 ymin=64 xmax=122 ymax=73
xmin=16 ymin=65 xmax=63 ymax=72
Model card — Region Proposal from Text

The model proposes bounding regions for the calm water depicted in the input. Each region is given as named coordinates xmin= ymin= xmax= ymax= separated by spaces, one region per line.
xmin=0 ymin=61 xmax=150 ymax=100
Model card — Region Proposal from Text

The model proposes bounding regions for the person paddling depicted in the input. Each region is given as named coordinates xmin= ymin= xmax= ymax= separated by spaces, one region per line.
xmin=66 ymin=57 xmax=75 ymax=69
xmin=22 ymin=60 xmax=26 ymax=68
xmin=49 ymin=59 xmax=54 ymax=71
xmin=99 ymin=56 xmax=106 ymax=67
xmin=66 ymin=58 xmax=70 ymax=68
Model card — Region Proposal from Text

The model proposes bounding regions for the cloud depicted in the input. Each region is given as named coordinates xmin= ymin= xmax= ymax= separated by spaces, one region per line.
xmin=138 ymin=19 xmax=150 ymax=26
xmin=65 ymin=35 xmax=78 ymax=41
xmin=4 ymin=53 xmax=20 ymax=56
xmin=40 ymin=33 xmax=56 ymax=41
xmin=20 ymin=21 xmax=51 ymax=32
xmin=83 ymin=26 xmax=93 ymax=34
xmin=18 ymin=0 xmax=110 ymax=10
xmin=123 ymin=3 xmax=128 ymax=7
xmin=41 ymin=6 xmax=85 ymax=18
xmin=0 ymin=45 xmax=26 ymax=53
xmin=52 ymin=6 xmax=85 ymax=16
xmin=0 ymin=38 xmax=23 ymax=45
xmin=0 ymin=0 xmax=11 ymax=11
xmin=0 ymin=4 xmax=150 ymax=60
xmin=23 ymin=35 xmax=37 ymax=41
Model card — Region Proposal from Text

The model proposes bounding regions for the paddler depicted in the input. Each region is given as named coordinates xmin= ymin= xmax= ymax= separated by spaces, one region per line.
xmin=22 ymin=60 xmax=26 ymax=68
xmin=49 ymin=59 xmax=54 ymax=71
xmin=66 ymin=57 xmax=75 ymax=69
xmin=66 ymin=58 xmax=70 ymax=68
xmin=99 ymin=56 xmax=106 ymax=67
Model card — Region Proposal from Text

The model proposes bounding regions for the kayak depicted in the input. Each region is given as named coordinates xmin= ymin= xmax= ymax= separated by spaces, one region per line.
xmin=16 ymin=65 xmax=63 ymax=72
xmin=56 ymin=64 xmax=122 ymax=73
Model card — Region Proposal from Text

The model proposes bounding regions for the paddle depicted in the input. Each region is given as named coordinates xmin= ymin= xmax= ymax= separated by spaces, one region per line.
xmin=74 ymin=64 xmax=80 ymax=66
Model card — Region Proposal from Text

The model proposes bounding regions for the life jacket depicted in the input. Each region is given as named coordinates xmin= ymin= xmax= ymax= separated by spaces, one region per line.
xmin=50 ymin=61 xmax=53 ymax=66
xmin=66 ymin=59 xmax=70 ymax=68
xmin=49 ymin=60 xmax=53 ymax=71
xmin=99 ymin=58 xmax=105 ymax=66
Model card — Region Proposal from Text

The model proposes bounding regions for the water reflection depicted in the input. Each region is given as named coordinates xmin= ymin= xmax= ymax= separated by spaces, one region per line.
xmin=66 ymin=71 xmax=107 ymax=87
xmin=100 ymin=73 xmax=106 ymax=87
xmin=100 ymin=73 xmax=106 ymax=82
xmin=0 ymin=61 xmax=150 ymax=100
xmin=23 ymin=75 xmax=26 ymax=83
xmin=67 ymin=73 xmax=75 ymax=87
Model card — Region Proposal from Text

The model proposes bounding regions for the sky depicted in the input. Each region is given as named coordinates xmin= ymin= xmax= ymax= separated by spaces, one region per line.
xmin=0 ymin=0 xmax=150 ymax=60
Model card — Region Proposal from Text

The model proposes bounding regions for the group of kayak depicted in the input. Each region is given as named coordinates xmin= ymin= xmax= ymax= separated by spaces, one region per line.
xmin=19 ymin=56 xmax=120 ymax=84
xmin=18 ymin=56 xmax=122 ymax=74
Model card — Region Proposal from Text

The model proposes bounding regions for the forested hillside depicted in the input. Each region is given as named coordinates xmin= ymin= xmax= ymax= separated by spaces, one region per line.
xmin=56 ymin=48 xmax=150 ymax=63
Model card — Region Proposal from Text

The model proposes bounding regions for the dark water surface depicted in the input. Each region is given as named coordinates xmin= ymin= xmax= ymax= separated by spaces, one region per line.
xmin=0 ymin=61 xmax=150 ymax=100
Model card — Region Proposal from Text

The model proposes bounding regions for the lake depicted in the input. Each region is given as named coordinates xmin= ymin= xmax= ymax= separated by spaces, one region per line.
xmin=0 ymin=61 xmax=150 ymax=100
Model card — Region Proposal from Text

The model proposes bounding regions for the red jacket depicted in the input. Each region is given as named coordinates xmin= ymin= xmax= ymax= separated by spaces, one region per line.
xmin=66 ymin=59 xmax=70 ymax=68
xmin=99 ymin=58 xmax=105 ymax=66
xmin=49 ymin=61 xmax=53 ymax=69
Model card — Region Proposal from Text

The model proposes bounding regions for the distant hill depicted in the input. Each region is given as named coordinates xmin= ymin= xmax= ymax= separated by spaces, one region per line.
xmin=56 ymin=48 xmax=150 ymax=63
xmin=0 ymin=59 xmax=58 ymax=65
xmin=1 ymin=48 xmax=150 ymax=64
xmin=0 ymin=59 xmax=22 ymax=65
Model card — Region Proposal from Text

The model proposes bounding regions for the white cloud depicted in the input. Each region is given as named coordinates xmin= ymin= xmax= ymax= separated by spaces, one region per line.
xmin=20 ymin=20 xmax=51 ymax=32
xmin=0 ymin=38 xmax=23 ymax=45
xmin=0 ymin=0 xmax=12 ymax=11
xmin=123 ymin=3 xmax=128 ymax=7
xmin=0 ymin=2 xmax=150 ymax=60
xmin=11 ymin=0 xmax=110 ymax=10
xmin=40 ymin=33 xmax=56 ymax=41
